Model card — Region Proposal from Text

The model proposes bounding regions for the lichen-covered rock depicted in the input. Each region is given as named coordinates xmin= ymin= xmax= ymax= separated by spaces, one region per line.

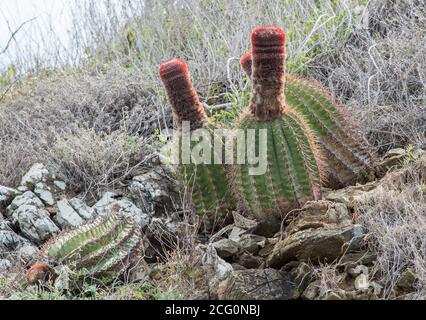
xmin=268 ymin=224 xmax=364 ymax=268
xmin=212 ymin=239 xmax=241 ymax=259
xmin=5 ymin=191 xmax=44 ymax=217
xmin=20 ymin=163 xmax=52 ymax=191
xmin=14 ymin=206 xmax=59 ymax=244
xmin=129 ymin=167 xmax=181 ymax=216
xmin=34 ymin=183 xmax=56 ymax=206
xmin=267 ymin=201 xmax=364 ymax=268
xmin=93 ymin=192 xmax=150 ymax=228
xmin=217 ymin=269 xmax=297 ymax=300
xmin=54 ymin=199 xmax=85 ymax=229
xmin=0 ymin=186 xmax=21 ymax=211
xmin=68 ymin=198 xmax=94 ymax=220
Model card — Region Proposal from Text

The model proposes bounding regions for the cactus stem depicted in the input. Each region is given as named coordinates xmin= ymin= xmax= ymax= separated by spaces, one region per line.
xmin=159 ymin=58 xmax=209 ymax=130
xmin=249 ymin=26 xmax=287 ymax=120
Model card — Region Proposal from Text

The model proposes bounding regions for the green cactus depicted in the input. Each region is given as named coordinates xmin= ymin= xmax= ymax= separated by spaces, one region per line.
xmin=240 ymin=51 xmax=376 ymax=189
xmin=159 ymin=59 xmax=235 ymax=219
xmin=35 ymin=212 xmax=143 ymax=284
xmin=230 ymin=26 xmax=324 ymax=220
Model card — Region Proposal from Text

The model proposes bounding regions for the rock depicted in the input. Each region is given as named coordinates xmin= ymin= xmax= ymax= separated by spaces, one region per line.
xmin=249 ymin=219 xmax=281 ymax=238
xmin=217 ymin=269 xmax=297 ymax=300
xmin=143 ymin=217 xmax=182 ymax=262
xmin=235 ymin=253 xmax=263 ymax=269
xmin=236 ymin=234 xmax=266 ymax=254
xmin=348 ymin=265 xmax=369 ymax=278
xmin=0 ymin=186 xmax=21 ymax=211
xmin=129 ymin=167 xmax=181 ymax=216
xmin=396 ymin=268 xmax=416 ymax=292
xmin=18 ymin=243 xmax=39 ymax=261
xmin=354 ymin=274 xmax=370 ymax=291
xmin=228 ymin=227 xmax=247 ymax=241
xmin=0 ymin=259 xmax=12 ymax=272
xmin=203 ymin=245 xmax=233 ymax=297
xmin=0 ymin=229 xmax=29 ymax=251
xmin=302 ymin=280 xmax=320 ymax=300
xmin=339 ymin=251 xmax=377 ymax=266
xmin=268 ymin=224 xmax=364 ymax=268
xmin=14 ymin=206 xmax=59 ymax=244
xmin=5 ymin=191 xmax=44 ymax=217
xmin=53 ymin=180 xmax=66 ymax=192
xmin=68 ymin=198 xmax=94 ymax=220
xmin=232 ymin=211 xmax=257 ymax=230
xmin=54 ymin=199 xmax=85 ymax=229
xmin=324 ymin=182 xmax=378 ymax=206
xmin=93 ymin=192 xmax=150 ymax=228
xmin=20 ymin=163 xmax=51 ymax=190
xmin=285 ymin=201 xmax=352 ymax=233
xmin=212 ymin=239 xmax=241 ymax=259
xmin=34 ymin=183 xmax=55 ymax=206
xmin=292 ymin=262 xmax=313 ymax=294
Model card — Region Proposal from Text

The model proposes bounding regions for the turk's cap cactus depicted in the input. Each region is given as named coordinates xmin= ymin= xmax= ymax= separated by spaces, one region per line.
xmin=247 ymin=26 xmax=287 ymax=120
xmin=159 ymin=58 xmax=209 ymax=130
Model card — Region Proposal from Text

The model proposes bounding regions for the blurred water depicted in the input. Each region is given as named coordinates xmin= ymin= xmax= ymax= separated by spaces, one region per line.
xmin=0 ymin=0 xmax=73 ymax=69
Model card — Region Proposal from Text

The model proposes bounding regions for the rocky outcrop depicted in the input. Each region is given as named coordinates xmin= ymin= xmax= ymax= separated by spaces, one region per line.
xmin=217 ymin=269 xmax=297 ymax=300
xmin=268 ymin=201 xmax=364 ymax=268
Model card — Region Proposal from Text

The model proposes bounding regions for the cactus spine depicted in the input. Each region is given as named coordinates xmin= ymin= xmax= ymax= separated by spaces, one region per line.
xmin=159 ymin=59 xmax=234 ymax=218
xmin=230 ymin=26 xmax=323 ymax=220
xmin=240 ymin=51 xmax=375 ymax=189
xmin=29 ymin=213 xmax=143 ymax=285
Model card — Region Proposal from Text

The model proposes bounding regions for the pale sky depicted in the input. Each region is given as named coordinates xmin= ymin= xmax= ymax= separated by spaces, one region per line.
xmin=0 ymin=0 xmax=72 ymax=68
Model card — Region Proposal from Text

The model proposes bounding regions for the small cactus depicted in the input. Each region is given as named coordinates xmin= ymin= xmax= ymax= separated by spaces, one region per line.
xmin=159 ymin=58 xmax=235 ymax=219
xmin=230 ymin=26 xmax=324 ymax=220
xmin=240 ymin=50 xmax=376 ymax=189
xmin=28 ymin=213 xmax=143 ymax=286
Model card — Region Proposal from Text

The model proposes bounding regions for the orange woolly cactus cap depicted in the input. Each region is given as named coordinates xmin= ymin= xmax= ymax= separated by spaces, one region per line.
xmin=159 ymin=58 xmax=209 ymax=130
xmin=240 ymin=50 xmax=252 ymax=76
xmin=27 ymin=261 xmax=54 ymax=285
xmin=248 ymin=26 xmax=287 ymax=120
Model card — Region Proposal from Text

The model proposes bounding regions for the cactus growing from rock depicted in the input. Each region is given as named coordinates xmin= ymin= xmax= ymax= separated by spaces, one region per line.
xmin=240 ymin=50 xmax=375 ymax=189
xmin=28 ymin=213 xmax=143 ymax=285
xmin=230 ymin=26 xmax=324 ymax=220
xmin=159 ymin=59 xmax=234 ymax=219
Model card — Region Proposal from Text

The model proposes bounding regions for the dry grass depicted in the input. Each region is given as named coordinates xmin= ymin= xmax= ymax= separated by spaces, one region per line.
xmin=354 ymin=155 xmax=426 ymax=299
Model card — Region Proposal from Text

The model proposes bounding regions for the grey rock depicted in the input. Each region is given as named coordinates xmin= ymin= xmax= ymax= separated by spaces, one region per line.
xmin=0 ymin=259 xmax=12 ymax=272
xmin=228 ymin=227 xmax=247 ymax=242
xmin=0 ymin=229 xmax=29 ymax=251
xmin=18 ymin=243 xmax=39 ymax=261
xmin=302 ymin=280 xmax=320 ymax=300
xmin=232 ymin=211 xmax=257 ymax=230
xmin=14 ymin=206 xmax=59 ymax=244
xmin=93 ymin=192 xmax=150 ymax=228
xmin=129 ymin=168 xmax=181 ymax=216
xmin=348 ymin=265 xmax=369 ymax=278
xmin=20 ymin=163 xmax=51 ymax=190
xmin=268 ymin=224 xmax=365 ymax=268
xmin=6 ymin=191 xmax=44 ymax=217
xmin=203 ymin=245 xmax=233 ymax=296
xmin=0 ymin=186 xmax=21 ymax=211
xmin=34 ymin=183 xmax=55 ymax=206
xmin=54 ymin=199 xmax=85 ymax=229
xmin=212 ymin=239 xmax=241 ymax=259
xmin=217 ymin=269 xmax=297 ymax=300
xmin=237 ymin=234 xmax=266 ymax=254
xmin=68 ymin=198 xmax=94 ymax=220
xmin=355 ymin=274 xmax=370 ymax=291
xmin=235 ymin=253 xmax=263 ymax=269
xmin=396 ymin=268 xmax=417 ymax=292
xmin=53 ymin=180 xmax=66 ymax=192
